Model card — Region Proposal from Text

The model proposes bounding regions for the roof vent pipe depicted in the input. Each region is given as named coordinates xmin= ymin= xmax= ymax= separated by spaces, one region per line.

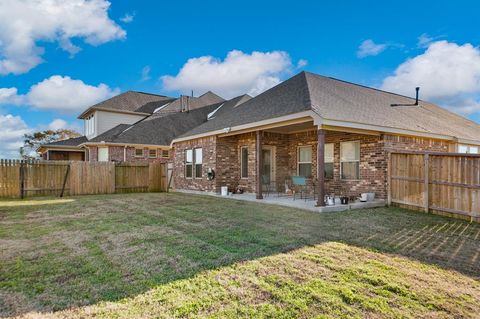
xmin=390 ymin=87 xmax=421 ymax=107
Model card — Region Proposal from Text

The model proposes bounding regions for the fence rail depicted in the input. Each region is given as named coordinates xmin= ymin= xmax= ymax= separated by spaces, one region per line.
xmin=388 ymin=151 xmax=480 ymax=222
xmin=0 ymin=159 xmax=167 ymax=198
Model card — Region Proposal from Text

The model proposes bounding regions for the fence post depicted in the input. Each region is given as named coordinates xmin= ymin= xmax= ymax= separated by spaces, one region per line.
xmin=60 ymin=164 xmax=70 ymax=198
xmin=387 ymin=152 xmax=392 ymax=206
xmin=423 ymin=154 xmax=429 ymax=213
xmin=19 ymin=160 xmax=25 ymax=199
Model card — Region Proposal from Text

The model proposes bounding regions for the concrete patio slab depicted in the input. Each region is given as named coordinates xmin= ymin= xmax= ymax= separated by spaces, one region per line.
xmin=175 ymin=190 xmax=386 ymax=213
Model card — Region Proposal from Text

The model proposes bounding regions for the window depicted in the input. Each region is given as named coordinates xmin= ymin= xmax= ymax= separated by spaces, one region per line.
xmin=194 ymin=148 xmax=203 ymax=178
xmin=340 ymin=141 xmax=360 ymax=180
xmin=185 ymin=149 xmax=193 ymax=178
xmin=98 ymin=147 xmax=109 ymax=162
xmin=135 ymin=148 xmax=144 ymax=157
xmin=325 ymin=143 xmax=334 ymax=179
xmin=458 ymin=144 xmax=479 ymax=154
xmin=161 ymin=150 xmax=170 ymax=158
xmin=298 ymin=146 xmax=312 ymax=178
xmin=148 ymin=149 xmax=157 ymax=158
xmin=240 ymin=147 xmax=248 ymax=178
xmin=85 ymin=114 xmax=95 ymax=137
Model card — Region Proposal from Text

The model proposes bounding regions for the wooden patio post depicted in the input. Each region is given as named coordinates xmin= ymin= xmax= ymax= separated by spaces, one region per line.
xmin=256 ymin=130 xmax=263 ymax=199
xmin=316 ymin=128 xmax=326 ymax=206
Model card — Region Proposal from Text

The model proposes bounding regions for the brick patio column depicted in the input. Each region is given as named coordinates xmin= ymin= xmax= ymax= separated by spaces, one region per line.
xmin=256 ymin=130 xmax=263 ymax=199
xmin=316 ymin=128 xmax=326 ymax=206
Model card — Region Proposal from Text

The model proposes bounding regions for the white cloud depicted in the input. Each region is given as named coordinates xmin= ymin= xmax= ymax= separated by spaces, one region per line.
xmin=0 ymin=0 xmax=126 ymax=75
xmin=0 ymin=88 xmax=24 ymax=104
xmin=296 ymin=59 xmax=308 ymax=68
xmin=120 ymin=12 xmax=135 ymax=23
xmin=48 ymin=119 xmax=68 ymax=130
xmin=417 ymin=33 xmax=434 ymax=48
xmin=0 ymin=75 xmax=119 ymax=113
xmin=0 ymin=114 xmax=31 ymax=158
xmin=161 ymin=50 xmax=294 ymax=98
xmin=26 ymin=75 xmax=119 ymax=112
xmin=141 ymin=65 xmax=151 ymax=81
xmin=357 ymin=39 xmax=387 ymax=58
xmin=381 ymin=40 xmax=480 ymax=116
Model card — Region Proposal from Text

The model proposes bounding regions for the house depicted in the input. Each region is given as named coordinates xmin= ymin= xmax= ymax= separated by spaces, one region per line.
xmin=38 ymin=70 xmax=480 ymax=205
xmin=37 ymin=136 xmax=88 ymax=160
xmin=38 ymin=90 xmax=225 ymax=162
xmin=170 ymin=71 xmax=480 ymax=205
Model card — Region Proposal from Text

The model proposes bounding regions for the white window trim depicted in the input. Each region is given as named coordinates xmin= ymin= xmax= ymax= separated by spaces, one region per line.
xmin=194 ymin=148 xmax=203 ymax=179
xmin=185 ymin=149 xmax=193 ymax=179
xmin=297 ymin=145 xmax=313 ymax=177
xmin=135 ymin=148 xmax=144 ymax=158
xmin=340 ymin=141 xmax=360 ymax=180
xmin=240 ymin=146 xmax=249 ymax=179
xmin=148 ymin=149 xmax=157 ymax=158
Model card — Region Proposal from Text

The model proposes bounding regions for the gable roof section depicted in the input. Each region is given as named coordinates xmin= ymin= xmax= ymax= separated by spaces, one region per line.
xmin=156 ymin=91 xmax=225 ymax=115
xmin=134 ymin=98 xmax=177 ymax=114
xmin=85 ymin=103 xmax=222 ymax=146
xmin=42 ymin=136 xmax=88 ymax=147
xmin=78 ymin=91 xmax=173 ymax=119
xmin=178 ymin=71 xmax=480 ymax=142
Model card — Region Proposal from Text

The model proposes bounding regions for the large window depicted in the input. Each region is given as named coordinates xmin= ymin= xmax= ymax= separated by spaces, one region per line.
xmin=135 ymin=148 xmax=144 ymax=157
xmin=340 ymin=141 xmax=360 ymax=180
xmin=325 ymin=143 xmax=334 ymax=179
xmin=458 ymin=144 xmax=479 ymax=154
xmin=240 ymin=147 xmax=248 ymax=178
xmin=298 ymin=146 xmax=312 ymax=178
xmin=194 ymin=148 xmax=203 ymax=178
xmin=85 ymin=114 xmax=95 ymax=137
xmin=185 ymin=149 xmax=193 ymax=178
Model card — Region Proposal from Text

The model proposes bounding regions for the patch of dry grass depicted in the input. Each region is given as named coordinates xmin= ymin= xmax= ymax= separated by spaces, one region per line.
xmin=0 ymin=192 xmax=479 ymax=318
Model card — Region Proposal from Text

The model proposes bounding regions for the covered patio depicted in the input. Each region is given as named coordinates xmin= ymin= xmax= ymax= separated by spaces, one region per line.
xmin=214 ymin=117 xmax=386 ymax=207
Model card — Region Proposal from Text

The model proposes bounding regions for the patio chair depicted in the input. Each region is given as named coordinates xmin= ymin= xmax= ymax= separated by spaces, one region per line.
xmin=291 ymin=176 xmax=316 ymax=201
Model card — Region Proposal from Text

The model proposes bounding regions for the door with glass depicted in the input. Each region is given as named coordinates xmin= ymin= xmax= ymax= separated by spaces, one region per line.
xmin=261 ymin=146 xmax=275 ymax=190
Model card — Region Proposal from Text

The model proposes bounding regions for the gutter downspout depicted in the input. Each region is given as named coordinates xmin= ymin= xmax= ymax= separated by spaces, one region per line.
xmin=123 ymin=146 xmax=127 ymax=162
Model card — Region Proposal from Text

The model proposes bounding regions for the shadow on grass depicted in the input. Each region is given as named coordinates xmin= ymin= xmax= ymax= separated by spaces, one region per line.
xmin=1 ymin=192 xmax=479 ymax=317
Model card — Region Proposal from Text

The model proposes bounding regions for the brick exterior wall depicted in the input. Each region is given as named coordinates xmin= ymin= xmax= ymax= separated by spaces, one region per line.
xmin=87 ymin=146 xmax=172 ymax=163
xmin=173 ymin=136 xmax=218 ymax=192
xmin=172 ymin=129 xmax=458 ymax=200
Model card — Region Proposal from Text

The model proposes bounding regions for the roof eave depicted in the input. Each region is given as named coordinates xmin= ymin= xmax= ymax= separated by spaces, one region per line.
xmin=80 ymin=141 xmax=171 ymax=148
xmin=78 ymin=107 xmax=150 ymax=119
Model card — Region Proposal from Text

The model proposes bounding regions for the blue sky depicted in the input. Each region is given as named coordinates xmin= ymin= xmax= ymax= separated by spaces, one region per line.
xmin=1 ymin=0 xmax=480 ymax=157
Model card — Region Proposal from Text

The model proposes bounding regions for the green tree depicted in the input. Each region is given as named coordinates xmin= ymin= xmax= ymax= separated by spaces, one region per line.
xmin=20 ymin=129 xmax=81 ymax=159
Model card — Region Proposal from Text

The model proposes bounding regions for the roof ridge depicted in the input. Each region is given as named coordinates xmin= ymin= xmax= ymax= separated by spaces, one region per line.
xmin=301 ymin=71 xmax=314 ymax=109
xmin=131 ymin=91 xmax=170 ymax=98
xmin=303 ymin=71 xmax=420 ymax=102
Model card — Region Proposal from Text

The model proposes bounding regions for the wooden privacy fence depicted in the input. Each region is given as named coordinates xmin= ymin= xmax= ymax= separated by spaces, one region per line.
xmin=0 ymin=159 xmax=168 ymax=198
xmin=388 ymin=151 xmax=480 ymax=221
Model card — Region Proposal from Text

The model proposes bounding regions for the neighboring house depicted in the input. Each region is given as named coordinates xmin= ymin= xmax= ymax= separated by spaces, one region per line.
xmin=38 ymin=90 xmax=225 ymax=162
xmin=38 ymin=136 xmax=88 ymax=160
xmin=170 ymin=71 xmax=480 ymax=204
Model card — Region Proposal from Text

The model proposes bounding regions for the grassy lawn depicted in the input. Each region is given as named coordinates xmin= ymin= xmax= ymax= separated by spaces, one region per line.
xmin=0 ymin=192 xmax=479 ymax=318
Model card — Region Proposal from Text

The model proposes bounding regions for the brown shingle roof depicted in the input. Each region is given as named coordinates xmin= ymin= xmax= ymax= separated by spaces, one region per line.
xmin=78 ymin=91 xmax=173 ymax=118
xmin=179 ymin=71 xmax=480 ymax=141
